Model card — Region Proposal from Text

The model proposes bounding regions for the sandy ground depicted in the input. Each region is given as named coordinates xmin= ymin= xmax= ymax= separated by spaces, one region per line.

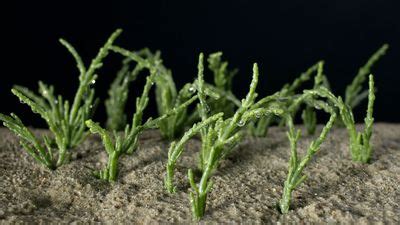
xmin=0 ymin=124 xmax=399 ymax=224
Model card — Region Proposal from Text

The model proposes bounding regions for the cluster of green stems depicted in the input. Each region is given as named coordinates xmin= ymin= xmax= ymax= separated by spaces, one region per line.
xmin=0 ymin=29 xmax=388 ymax=220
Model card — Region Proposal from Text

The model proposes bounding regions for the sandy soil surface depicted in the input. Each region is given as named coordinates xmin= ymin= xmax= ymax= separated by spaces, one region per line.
xmin=0 ymin=124 xmax=399 ymax=224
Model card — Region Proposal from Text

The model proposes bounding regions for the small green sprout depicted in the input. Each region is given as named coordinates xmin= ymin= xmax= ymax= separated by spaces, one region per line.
xmin=87 ymin=72 xmax=155 ymax=181
xmin=306 ymin=75 xmax=376 ymax=163
xmin=345 ymin=44 xmax=388 ymax=109
xmin=105 ymin=48 xmax=154 ymax=130
xmin=87 ymin=72 xmax=198 ymax=182
xmin=0 ymin=29 xmax=122 ymax=169
xmin=276 ymin=85 xmax=341 ymax=213
xmin=280 ymin=112 xmax=337 ymax=214
xmin=165 ymin=56 xmax=283 ymax=219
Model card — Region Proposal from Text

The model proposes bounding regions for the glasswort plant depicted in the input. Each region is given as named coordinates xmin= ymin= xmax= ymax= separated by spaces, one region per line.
xmin=165 ymin=55 xmax=283 ymax=219
xmin=277 ymin=85 xmax=341 ymax=213
xmin=280 ymin=112 xmax=336 ymax=214
xmin=87 ymin=70 xmax=198 ymax=181
xmin=86 ymin=72 xmax=156 ymax=181
xmin=189 ymin=62 xmax=283 ymax=219
xmin=0 ymin=29 xmax=122 ymax=169
xmin=306 ymin=75 xmax=376 ymax=163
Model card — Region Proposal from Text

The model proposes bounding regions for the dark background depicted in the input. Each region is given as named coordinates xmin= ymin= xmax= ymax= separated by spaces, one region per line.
xmin=2 ymin=0 xmax=399 ymax=127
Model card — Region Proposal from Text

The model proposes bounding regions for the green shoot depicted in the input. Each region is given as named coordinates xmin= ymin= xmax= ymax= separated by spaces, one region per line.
xmin=165 ymin=53 xmax=223 ymax=193
xmin=280 ymin=112 xmax=337 ymax=214
xmin=87 ymin=72 xmax=198 ymax=182
xmin=105 ymin=48 xmax=154 ymax=130
xmin=306 ymin=75 xmax=376 ymax=163
xmin=0 ymin=29 xmax=122 ymax=169
xmin=197 ymin=53 xmax=213 ymax=172
xmin=165 ymin=58 xmax=283 ymax=219
xmin=189 ymin=62 xmax=283 ymax=219
xmin=87 ymin=73 xmax=155 ymax=181
xmin=345 ymin=44 xmax=388 ymax=109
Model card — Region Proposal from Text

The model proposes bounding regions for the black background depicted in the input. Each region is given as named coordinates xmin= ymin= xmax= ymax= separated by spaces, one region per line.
xmin=2 ymin=0 xmax=399 ymax=127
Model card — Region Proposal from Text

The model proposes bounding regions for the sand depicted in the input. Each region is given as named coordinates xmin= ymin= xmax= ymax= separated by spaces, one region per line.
xmin=0 ymin=124 xmax=399 ymax=224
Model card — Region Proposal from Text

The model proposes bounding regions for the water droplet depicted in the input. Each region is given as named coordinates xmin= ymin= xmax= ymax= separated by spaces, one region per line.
xmin=237 ymin=120 xmax=246 ymax=127
xmin=189 ymin=86 xmax=196 ymax=93
xmin=54 ymin=100 xmax=58 ymax=104
xmin=89 ymin=80 xmax=96 ymax=89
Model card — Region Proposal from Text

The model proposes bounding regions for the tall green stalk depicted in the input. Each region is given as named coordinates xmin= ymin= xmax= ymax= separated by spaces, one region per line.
xmin=280 ymin=112 xmax=336 ymax=214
